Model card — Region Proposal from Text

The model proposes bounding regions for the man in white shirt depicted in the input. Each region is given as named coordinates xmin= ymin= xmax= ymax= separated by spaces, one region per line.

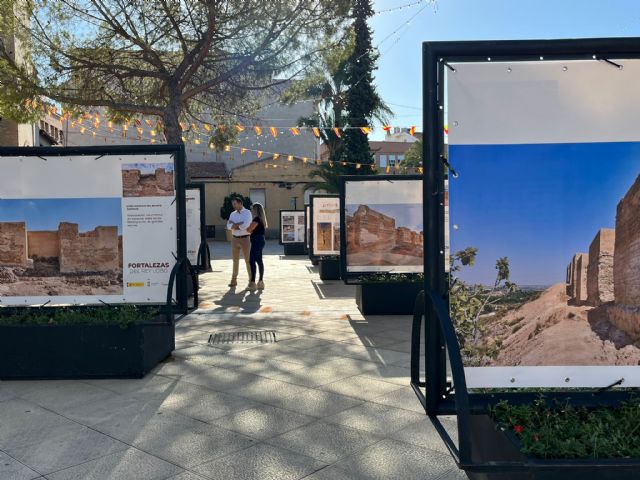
xmin=227 ymin=196 xmax=253 ymax=287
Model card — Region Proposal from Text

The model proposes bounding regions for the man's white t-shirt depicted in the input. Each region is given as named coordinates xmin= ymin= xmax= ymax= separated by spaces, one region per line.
xmin=227 ymin=208 xmax=253 ymax=237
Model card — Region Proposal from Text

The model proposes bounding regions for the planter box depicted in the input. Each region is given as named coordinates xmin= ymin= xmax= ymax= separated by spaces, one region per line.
xmin=0 ymin=319 xmax=174 ymax=379
xmin=319 ymin=258 xmax=341 ymax=280
xmin=356 ymin=282 xmax=423 ymax=315
xmin=283 ymin=243 xmax=306 ymax=256
xmin=465 ymin=414 xmax=640 ymax=480
xmin=310 ymin=257 xmax=319 ymax=266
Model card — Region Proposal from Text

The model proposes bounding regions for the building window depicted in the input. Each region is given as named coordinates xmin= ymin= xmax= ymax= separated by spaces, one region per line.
xmin=249 ymin=188 xmax=266 ymax=208
xmin=388 ymin=155 xmax=397 ymax=167
xmin=397 ymin=155 xmax=405 ymax=163
xmin=379 ymin=154 xmax=388 ymax=167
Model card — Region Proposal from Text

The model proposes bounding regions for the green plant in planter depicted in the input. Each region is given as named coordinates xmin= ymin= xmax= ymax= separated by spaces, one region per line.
xmin=220 ymin=193 xmax=252 ymax=221
xmin=358 ymin=272 xmax=423 ymax=283
xmin=0 ymin=305 xmax=161 ymax=328
xmin=490 ymin=396 xmax=640 ymax=459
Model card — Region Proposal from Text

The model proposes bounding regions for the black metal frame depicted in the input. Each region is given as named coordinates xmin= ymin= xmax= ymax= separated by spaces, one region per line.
xmin=185 ymin=182 xmax=211 ymax=273
xmin=308 ymin=194 xmax=340 ymax=258
xmin=278 ymin=209 xmax=305 ymax=245
xmin=338 ymin=174 xmax=423 ymax=284
xmin=304 ymin=204 xmax=310 ymax=254
xmin=414 ymin=38 xmax=640 ymax=474
xmin=0 ymin=144 xmax=191 ymax=317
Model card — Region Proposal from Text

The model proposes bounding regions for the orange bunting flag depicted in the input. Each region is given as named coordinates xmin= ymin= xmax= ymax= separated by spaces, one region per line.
xmin=444 ymin=125 xmax=449 ymax=135
xmin=312 ymin=127 xmax=320 ymax=138
xmin=287 ymin=155 xmax=293 ymax=162
xmin=257 ymin=150 xmax=263 ymax=158
xmin=122 ymin=124 xmax=128 ymax=131
xmin=254 ymin=126 xmax=262 ymax=136
xmin=144 ymin=119 xmax=152 ymax=127
xmin=236 ymin=124 xmax=245 ymax=132
xmin=181 ymin=136 xmax=187 ymax=142
xmin=302 ymin=157 xmax=308 ymax=163
xmin=150 ymin=139 xmax=156 ymax=144
xmin=290 ymin=127 xmax=300 ymax=136
xmin=270 ymin=127 xmax=278 ymax=138
xmin=150 ymin=130 xmax=156 ymax=137
xmin=79 ymin=127 xmax=85 ymax=134
xmin=135 ymin=119 xmax=141 ymax=127
xmin=217 ymin=125 xmax=225 ymax=132
xmin=136 ymin=127 xmax=143 ymax=135
xmin=273 ymin=153 xmax=280 ymax=160
xmin=191 ymin=123 xmax=198 ymax=131
xmin=409 ymin=126 xmax=416 ymax=136
xmin=203 ymin=124 xmax=211 ymax=132
xmin=382 ymin=125 xmax=392 ymax=132
xmin=179 ymin=122 xmax=186 ymax=131
xmin=418 ymin=167 xmax=424 ymax=174
xmin=194 ymin=138 xmax=201 ymax=145
xmin=333 ymin=128 xmax=341 ymax=138
xmin=386 ymin=165 xmax=391 ymax=173
xmin=360 ymin=127 xmax=371 ymax=135
xmin=240 ymin=148 xmax=247 ymax=155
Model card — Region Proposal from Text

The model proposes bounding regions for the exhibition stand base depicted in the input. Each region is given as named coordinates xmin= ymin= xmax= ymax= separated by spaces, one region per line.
xmin=0 ymin=320 xmax=175 ymax=379
xmin=319 ymin=258 xmax=341 ymax=280
xmin=356 ymin=282 xmax=423 ymax=315
xmin=283 ymin=243 xmax=306 ymax=255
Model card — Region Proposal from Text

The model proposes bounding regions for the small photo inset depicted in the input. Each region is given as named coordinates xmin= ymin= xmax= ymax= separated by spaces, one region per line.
xmin=122 ymin=163 xmax=174 ymax=197
xmin=282 ymin=215 xmax=295 ymax=225
xmin=297 ymin=215 xmax=305 ymax=225
xmin=316 ymin=222 xmax=332 ymax=251
xmin=283 ymin=232 xmax=295 ymax=242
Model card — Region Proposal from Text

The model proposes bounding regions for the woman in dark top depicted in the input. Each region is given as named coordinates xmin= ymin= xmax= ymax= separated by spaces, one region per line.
xmin=246 ymin=203 xmax=267 ymax=290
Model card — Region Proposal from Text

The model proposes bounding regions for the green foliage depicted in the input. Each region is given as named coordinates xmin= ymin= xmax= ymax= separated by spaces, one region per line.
xmin=449 ymin=247 xmax=518 ymax=365
xmin=358 ymin=272 xmax=423 ymax=284
xmin=0 ymin=305 xmax=160 ymax=328
xmin=220 ymin=192 xmax=251 ymax=220
xmin=491 ymin=396 xmax=640 ymax=459
xmin=400 ymin=140 xmax=423 ymax=169
xmin=0 ymin=0 xmax=352 ymax=143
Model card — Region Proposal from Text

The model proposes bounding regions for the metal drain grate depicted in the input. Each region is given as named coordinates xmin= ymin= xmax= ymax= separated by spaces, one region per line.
xmin=208 ymin=330 xmax=277 ymax=345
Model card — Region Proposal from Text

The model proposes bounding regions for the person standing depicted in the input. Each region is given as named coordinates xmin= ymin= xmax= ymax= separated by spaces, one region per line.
xmin=226 ymin=196 xmax=252 ymax=287
xmin=247 ymin=203 xmax=267 ymax=290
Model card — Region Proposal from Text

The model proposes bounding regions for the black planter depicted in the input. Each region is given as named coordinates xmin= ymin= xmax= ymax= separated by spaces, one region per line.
xmin=465 ymin=415 xmax=640 ymax=480
xmin=310 ymin=257 xmax=319 ymax=266
xmin=283 ymin=243 xmax=306 ymax=255
xmin=0 ymin=319 xmax=174 ymax=379
xmin=356 ymin=282 xmax=423 ymax=315
xmin=319 ymin=258 xmax=341 ymax=280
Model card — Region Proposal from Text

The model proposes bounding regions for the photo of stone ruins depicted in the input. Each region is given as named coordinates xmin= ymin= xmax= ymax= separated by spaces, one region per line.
xmin=122 ymin=163 xmax=174 ymax=197
xmin=0 ymin=221 xmax=123 ymax=297
xmin=479 ymin=175 xmax=640 ymax=367
xmin=346 ymin=204 xmax=423 ymax=266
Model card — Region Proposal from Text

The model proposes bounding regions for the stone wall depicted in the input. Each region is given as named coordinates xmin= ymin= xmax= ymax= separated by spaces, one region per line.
xmin=349 ymin=205 xmax=396 ymax=250
xmin=58 ymin=223 xmax=120 ymax=273
xmin=123 ymin=168 xmax=174 ymax=197
xmin=27 ymin=231 xmax=60 ymax=258
xmin=0 ymin=222 xmax=27 ymax=267
xmin=587 ymin=228 xmax=615 ymax=306
xmin=609 ymin=175 xmax=640 ymax=338
xmin=575 ymin=253 xmax=589 ymax=305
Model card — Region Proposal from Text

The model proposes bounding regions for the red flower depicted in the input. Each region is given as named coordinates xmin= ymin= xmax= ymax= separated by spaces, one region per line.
xmin=514 ymin=425 xmax=524 ymax=434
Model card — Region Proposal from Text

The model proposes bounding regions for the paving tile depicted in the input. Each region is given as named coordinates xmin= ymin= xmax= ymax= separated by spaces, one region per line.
xmin=359 ymin=364 xmax=413 ymax=386
xmin=45 ymin=448 xmax=183 ymax=480
xmin=0 ymin=399 xmax=81 ymax=451
xmin=212 ymin=405 xmax=316 ymax=440
xmin=5 ymin=426 xmax=128 ymax=474
xmin=324 ymin=402 xmax=425 ymax=436
xmin=151 ymin=358 xmax=217 ymax=378
xmin=166 ymin=472 xmax=209 ymax=480
xmin=332 ymin=438 xmax=461 ymax=480
xmin=2 ymin=381 xmax=110 ymax=410
xmin=268 ymin=420 xmax=382 ymax=463
xmin=390 ymin=416 xmax=458 ymax=454
xmin=0 ymin=451 xmax=41 ymax=480
xmin=85 ymin=375 xmax=176 ymax=399
xmin=192 ymin=443 xmax=326 ymax=480
xmin=301 ymin=465 xmax=354 ymax=480
xmin=312 ymin=357 xmax=380 ymax=375
xmin=273 ymin=389 xmax=364 ymax=418
xmin=0 ymin=384 xmax=16 ymax=403
xmin=370 ymin=386 xmax=426 ymax=413
xmin=183 ymin=367 xmax=263 ymax=392
xmin=52 ymin=395 xmax=160 ymax=427
xmin=163 ymin=390 xmax=258 ymax=423
xmin=225 ymin=377 xmax=310 ymax=406
xmin=269 ymin=366 xmax=356 ymax=388
xmin=320 ymin=375 xmax=402 ymax=401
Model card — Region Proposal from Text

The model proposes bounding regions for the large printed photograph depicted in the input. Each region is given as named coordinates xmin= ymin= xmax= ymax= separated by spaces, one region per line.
xmin=312 ymin=197 xmax=340 ymax=255
xmin=280 ymin=211 xmax=305 ymax=243
xmin=449 ymin=142 xmax=640 ymax=368
xmin=0 ymin=198 xmax=123 ymax=296
xmin=344 ymin=179 xmax=423 ymax=273
xmin=122 ymin=162 xmax=174 ymax=197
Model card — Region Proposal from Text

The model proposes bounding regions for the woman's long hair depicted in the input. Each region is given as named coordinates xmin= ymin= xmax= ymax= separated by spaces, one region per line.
xmin=252 ymin=202 xmax=268 ymax=228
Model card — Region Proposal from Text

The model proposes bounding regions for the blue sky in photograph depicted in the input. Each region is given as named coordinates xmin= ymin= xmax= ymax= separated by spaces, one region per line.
xmin=449 ymin=141 xmax=640 ymax=286
xmin=370 ymin=0 xmax=640 ymax=139
xmin=123 ymin=163 xmax=174 ymax=174
xmin=0 ymin=198 xmax=122 ymax=234
xmin=346 ymin=203 xmax=423 ymax=232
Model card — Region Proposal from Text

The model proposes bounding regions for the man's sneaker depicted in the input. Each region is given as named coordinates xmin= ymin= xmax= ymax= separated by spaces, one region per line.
xmin=247 ymin=282 xmax=257 ymax=291
xmin=257 ymin=281 xmax=265 ymax=290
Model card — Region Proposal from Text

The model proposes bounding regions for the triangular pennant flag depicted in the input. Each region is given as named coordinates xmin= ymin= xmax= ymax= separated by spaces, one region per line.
xmin=240 ymin=148 xmax=247 ymax=155
xmin=191 ymin=123 xmax=198 ymax=131
xmin=290 ymin=127 xmax=300 ymax=136
xmin=224 ymin=145 xmax=231 ymax=152
xmin=257 ymin=150 xmax=263 ymax=158
xmin=270 ymin=127 xmax=278 ymax=138
xmin=236 ymin=124 xmax=245 ymax=132
xmin=179 ymin=122 xmax=186 ymax=131
xmin=287 ymin=155 xmax=293 ymax=161
xmin=333 ymin=128 xmax=341 ymax=138
xmin=203 ymin=124 xmax=211 ymax=132
xmin=382 ymin=125 xmax=392 ymax=132
xmin=360 ymin=127 xmax=371 ymax=135
xmin=302 ymin=157 xmax=308 ymax=163
xmin=254 ymin=126 xmax=262 ymax=136
xmin=386 ymin=165 xmax=391 ymax=173
xmin=145 ymin=119 xmax=153 ymax=127
xmin=135 ymin=119 xmax=141 ymax=127
xmin=312 ymin=127 xmax=320 ymax=138
xmin=409 ymin=126 xmax=416 ymax=136
xmin=273 ymin=153 xmax=280 ymax=160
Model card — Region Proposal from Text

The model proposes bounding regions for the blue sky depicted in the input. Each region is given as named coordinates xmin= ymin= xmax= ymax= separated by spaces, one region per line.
xmin=346 ymin=203 xmax=423 ymax=231
xmin=0 ymin=199 xmax=122 ymax=234
xmin=449 ymin=141 xmax=640 ymax=286
xmin=370 ymin=0 xmax=640 ymax=139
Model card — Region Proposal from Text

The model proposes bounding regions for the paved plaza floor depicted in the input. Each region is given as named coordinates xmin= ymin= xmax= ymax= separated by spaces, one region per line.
xmin=0 ymin=241 xmax=463 ymax=480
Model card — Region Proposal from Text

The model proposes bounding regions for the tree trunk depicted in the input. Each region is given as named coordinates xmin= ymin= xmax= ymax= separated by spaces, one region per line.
xmin=163 ymin=87 xmax=183 ymax=145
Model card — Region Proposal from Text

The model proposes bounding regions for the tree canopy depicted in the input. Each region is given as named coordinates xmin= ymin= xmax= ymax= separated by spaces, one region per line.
xmin=0 ymin=0 xmax=351 ymax=143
